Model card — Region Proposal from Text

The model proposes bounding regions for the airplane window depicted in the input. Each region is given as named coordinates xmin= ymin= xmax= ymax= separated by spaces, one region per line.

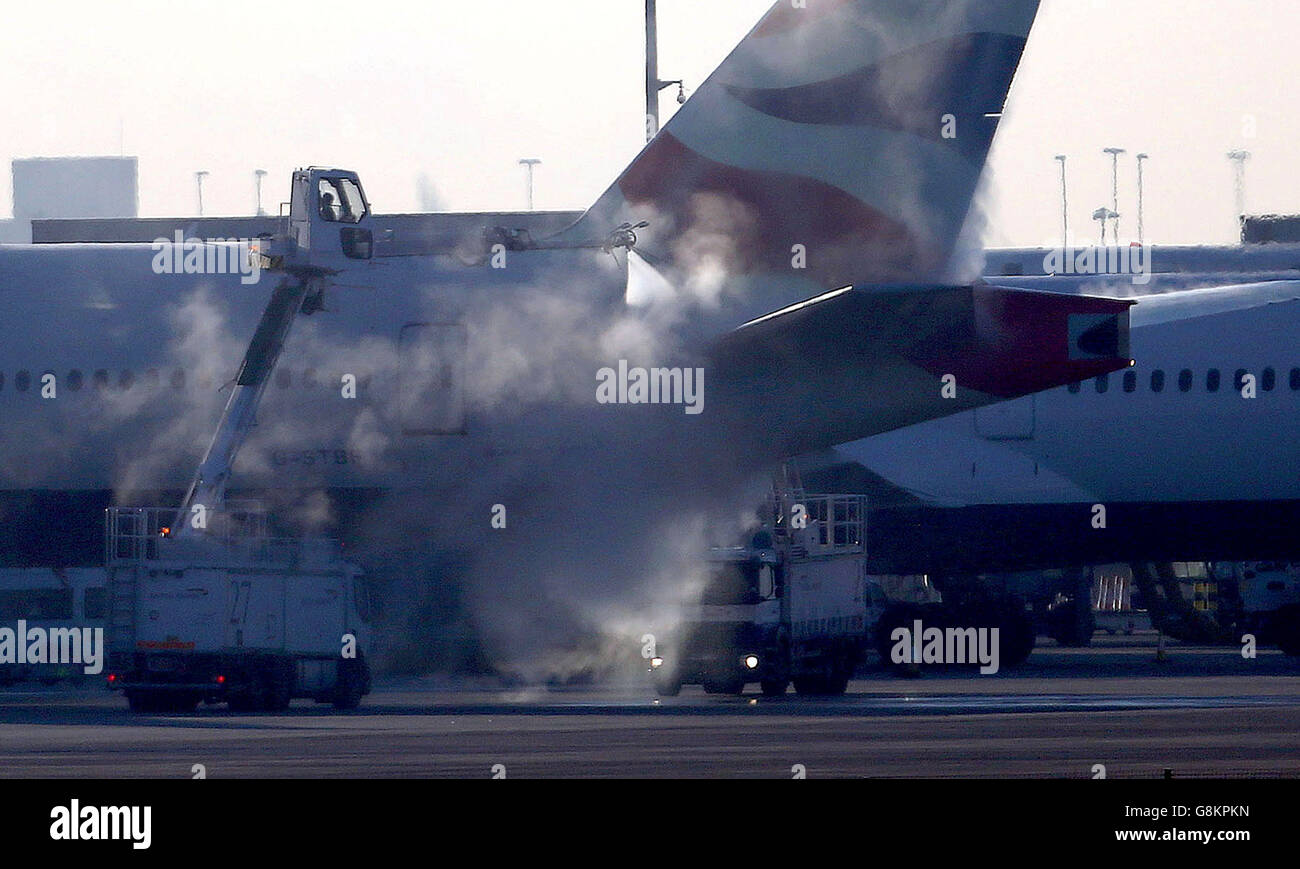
xmin=276 ymin=369 xmax=291 ymax=389
xmin=170 ymin=369 xmax=185 ymax=389
xmin=15 ymin=370 xmax=30 ymax=392
xmin=119 ymin=370 xmax=134 ymax=390
xmin=1123 ymin=370 xmax=1137 ymax=393
xmin=1291 ymin=368 xmax=1300 ymax=391
xmin=67 ymin=370 xmax=83 ymax=392
xmin=1094 ymin=373 xmax=1109 ymax=393
xmin=93 ymin=369 xmax=109 ymax=391
xmin=1150 ymin=370 xmax=1165 ymax=393
xmin=1263 ymin=367 xmax=1276 ymax=391
xmin=1178 ymin=369 xmax=1193 ymax=392
xmin=1234 ymin=369 xmax=1248 ymax=391
xmin=1067 ymin=380 xmax=1081 ymax=394
xmin=1206 ymin=369 xmax=1220 ymax=392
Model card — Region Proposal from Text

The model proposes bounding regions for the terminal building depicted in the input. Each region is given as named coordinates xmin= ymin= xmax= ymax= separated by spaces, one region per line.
xmin=0 ymin=156 xmax=138 ymax=243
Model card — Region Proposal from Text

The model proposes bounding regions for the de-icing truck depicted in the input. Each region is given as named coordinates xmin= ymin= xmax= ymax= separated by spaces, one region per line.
xmin=649 ymin=492 xmax=871 ymax=697
xmin=104 ymin=168 xmax=376 ymax=712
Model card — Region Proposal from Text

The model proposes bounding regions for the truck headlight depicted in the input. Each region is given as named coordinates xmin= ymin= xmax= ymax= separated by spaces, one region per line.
xmin=744 ymin=655 xmax=760 ymax=670
xmin=650 ymin=657 xmax=664 ymax=669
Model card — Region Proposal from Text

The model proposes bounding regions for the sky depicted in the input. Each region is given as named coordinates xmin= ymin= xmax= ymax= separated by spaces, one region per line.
xmin=0 ymin=0 xmax=1295 ymax=246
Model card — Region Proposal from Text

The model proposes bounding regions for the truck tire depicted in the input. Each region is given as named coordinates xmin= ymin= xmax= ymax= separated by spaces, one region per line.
xmin=333 ymin=660 xmax=365 ymax=710
xmin=1047 ymin=604 xmax=1095 ymax=647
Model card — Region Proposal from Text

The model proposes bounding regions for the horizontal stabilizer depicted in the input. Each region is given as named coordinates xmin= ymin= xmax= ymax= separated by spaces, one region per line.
xmin=708 ymin=284 xmax=1133 ymax=455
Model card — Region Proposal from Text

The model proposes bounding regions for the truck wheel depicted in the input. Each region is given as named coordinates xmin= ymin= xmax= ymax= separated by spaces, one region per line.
xmin=333 ymin=660 xmax=365 ymax=710
xmin=760 ymin=678 xmax=789 ymax=697
xmin=1047 ymin=604 xmax=1095 ymax=647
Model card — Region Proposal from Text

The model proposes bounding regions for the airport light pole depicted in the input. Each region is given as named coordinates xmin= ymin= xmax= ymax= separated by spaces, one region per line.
xmin=254 ymin=169 xmax=268 ymax=216
xmin=1228 ymin=149 xmax=1251 ymax=238
xmin=1054 ymin=154 xmax=1068 ymax=247
xmin=1103 ymin=147 xmax=1126 ymax=242
xmin=645 ymin=0 xmax=684 ymax=142
xmin=194 ymin=170 xmax=209 ymax=217
xmin=519 ymin=159 xmax=541 ymax=211
xmin=1135 ymin=153 xmax=1148 ymax=246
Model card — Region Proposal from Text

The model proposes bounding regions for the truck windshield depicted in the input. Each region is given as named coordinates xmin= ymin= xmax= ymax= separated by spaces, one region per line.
xmin=701 ymin=562 xmax=764 ymax=605
xmin=318 ymin=177 xmax=367 ymax=224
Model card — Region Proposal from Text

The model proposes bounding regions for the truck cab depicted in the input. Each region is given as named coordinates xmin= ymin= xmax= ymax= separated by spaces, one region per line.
xmin=258 ymin=167 xmax=375 ymax=274
xmin=650 ymin=493 xmax=870 ymax=698
xmin=652 ymin=540 xmax=785 ymax=697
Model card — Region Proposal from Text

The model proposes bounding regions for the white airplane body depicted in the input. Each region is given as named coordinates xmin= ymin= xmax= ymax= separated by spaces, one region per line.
xmin=820 ymin=280 xmax=1300 ymax=572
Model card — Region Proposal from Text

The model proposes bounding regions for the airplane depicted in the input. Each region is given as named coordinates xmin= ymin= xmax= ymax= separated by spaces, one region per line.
xmin=800 ymin=277 xmax=1300 ymax=651
xmin=0 ymin=0 xmax=1136 ymax=667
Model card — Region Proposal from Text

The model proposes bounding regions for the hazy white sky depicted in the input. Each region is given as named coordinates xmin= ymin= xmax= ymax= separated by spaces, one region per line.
xmin=0 ymin=0 xmax=1294 ymax=245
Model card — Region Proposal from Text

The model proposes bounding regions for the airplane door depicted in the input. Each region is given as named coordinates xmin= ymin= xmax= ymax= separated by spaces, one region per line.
xmin=397 ymin=323 xmax=467 ymax=435
xmin=974 ymin=395 xmax=1035 ymax=440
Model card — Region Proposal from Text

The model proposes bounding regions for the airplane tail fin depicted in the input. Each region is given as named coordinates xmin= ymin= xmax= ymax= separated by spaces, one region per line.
xmin=556 ymin=0 xmax=1041 ymax=316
